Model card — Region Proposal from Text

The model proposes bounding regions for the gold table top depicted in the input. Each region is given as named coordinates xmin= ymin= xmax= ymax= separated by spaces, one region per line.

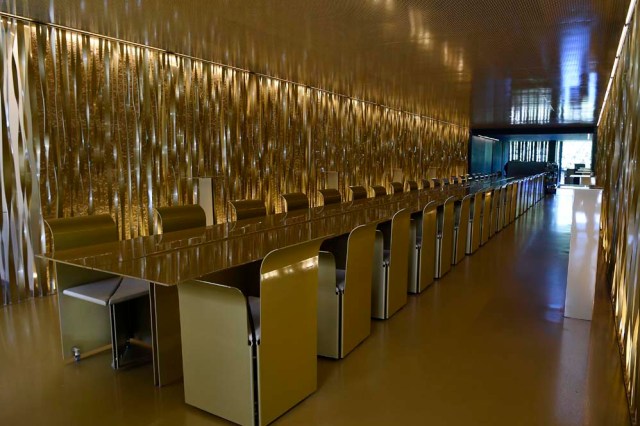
xmin=39 ymin=179 xmax=508 ymax=286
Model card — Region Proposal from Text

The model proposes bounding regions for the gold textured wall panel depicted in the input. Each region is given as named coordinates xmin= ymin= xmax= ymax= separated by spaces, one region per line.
xmin=597 ymin=5 xmax=640 ymax=424
xmin=0 ymin=16 xmax=468 ymax=304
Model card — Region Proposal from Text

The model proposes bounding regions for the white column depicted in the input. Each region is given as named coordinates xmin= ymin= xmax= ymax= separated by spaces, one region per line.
xmin=559 ymin=186 xmax=602 ymax=320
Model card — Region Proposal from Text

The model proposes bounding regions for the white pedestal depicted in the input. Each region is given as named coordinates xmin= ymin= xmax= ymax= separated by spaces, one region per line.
xmin=392 ymin=168 xmax=403 ymax=183
xmin=196 ymin=178 xmax=215 ymax=226
xmin=558 ymin=186 xmax=602 ymax=321
xmin=325 ymin=171 xmax=338 ymax=190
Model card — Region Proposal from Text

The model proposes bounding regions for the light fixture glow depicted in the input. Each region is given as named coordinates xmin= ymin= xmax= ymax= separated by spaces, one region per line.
xmin=598 ymin=0 xmax=637 ymax=126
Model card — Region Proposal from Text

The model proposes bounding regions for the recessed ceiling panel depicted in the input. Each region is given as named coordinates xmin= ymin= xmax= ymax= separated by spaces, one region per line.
xmin=2 ymin=0 xmax=628 ymax=127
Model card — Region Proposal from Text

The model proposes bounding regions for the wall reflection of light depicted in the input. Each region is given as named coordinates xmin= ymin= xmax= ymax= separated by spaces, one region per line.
xmin=510 ymin=88 xmax=552 ymax=125
xmin=559 ymin=24 xmax=598 ymax=122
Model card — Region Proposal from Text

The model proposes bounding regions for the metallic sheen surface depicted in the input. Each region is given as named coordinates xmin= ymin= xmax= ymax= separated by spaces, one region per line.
xmin=41 ymin=181 xmax=506 ymax=287
xmin=0 ymin=196 xmax=630 ymax=426
xmin=0 ymin=17 xmax=468 ymax=303
xmin=596 ymin=4 xmax=640 ymax=422
xmin=0 ymin=0 xmax=628 ymax=126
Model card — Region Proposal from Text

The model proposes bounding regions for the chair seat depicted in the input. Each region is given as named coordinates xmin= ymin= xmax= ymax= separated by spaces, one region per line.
xmin=109 ymin=277 xmax=149 ymax=304
xmin=62 ymin=277 xmax=122 ymax=306
xmin=335 ymin=269 xmax=346 ymax=292
xmin=248 ymin=296 xmax=261 ymax=343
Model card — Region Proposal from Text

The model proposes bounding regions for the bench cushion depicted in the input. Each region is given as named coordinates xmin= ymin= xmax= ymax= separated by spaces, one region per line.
xmin=62 ymin=277 xmax=121 ymax=306
xmin=109 ymin=277 xmax=149 ymax=304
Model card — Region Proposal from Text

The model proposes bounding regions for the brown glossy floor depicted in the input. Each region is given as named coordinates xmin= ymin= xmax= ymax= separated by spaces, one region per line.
xmin=0 ymin=196 xmax=630 ymax=426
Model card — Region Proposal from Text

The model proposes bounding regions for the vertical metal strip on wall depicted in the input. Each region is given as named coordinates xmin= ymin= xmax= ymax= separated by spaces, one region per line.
xmin=597 ymin=4 xmax=640 ymax=423
xmin=0 ymin=16 xmax=469 ymax=303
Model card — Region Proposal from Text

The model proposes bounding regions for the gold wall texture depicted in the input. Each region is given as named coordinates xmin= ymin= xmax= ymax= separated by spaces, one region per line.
xmin=597 ymin=5 xmax=640 ymax=424
xmin=0 ymin=16 xmax=469 ymax=304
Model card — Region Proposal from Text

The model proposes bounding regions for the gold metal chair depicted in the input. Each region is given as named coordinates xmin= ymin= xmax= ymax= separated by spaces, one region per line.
xmin=349 ymin=185 xmax=368 ymax=201
xmin=371 ymin=209 xmax=411 ymax=319
xmin=281 ymin=192 xmax=309 ymax=212
xmin=155 ymin=204 xmax=206 ymax=233
xmin=480 ymin=189 xmax=493 ymax=246
xmin=317 ymin=223 xmax=377 ymax=358
xmin=517 ymin=178 xmax=525 ymax=216
xmin=466 ymin=191 xmax=483 ymax=254
xmin=229 ymin=199 xmax=268 ymax=221
xmin=435 ymin=197 xmax=455 ymax=278
xmin=319 ymin=188 xmax=342 ymax=206
xmin=452 ymin=194 xmax=472 ymax=264
xmin=409 ymin=201 xmax=437 ymax=294
xmin=178 ymin=238 xmax=323 ymax=426
xmin=390 ymin=181 xmax=404 ymax=194
xmin=497 ymin=185 xmax=507 ymax=232
xmin=512 ymin=182 xmax=519 ymax=223
xmin=505 ymin=183 xmax=515 ymax=225
xmin=371 ymin=185 xmax=387 ymax=198
xmin=45 ymin=215 xmax=150 ymax=368
xmin=489 ymin=187 xmax=501 ymax=237
xmin=151 ymin=204 xmax=208 ymax=386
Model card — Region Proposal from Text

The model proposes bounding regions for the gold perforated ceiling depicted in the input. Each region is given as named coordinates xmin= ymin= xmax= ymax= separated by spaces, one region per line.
xmin=2 ymin=0 xmax=628 ymax=127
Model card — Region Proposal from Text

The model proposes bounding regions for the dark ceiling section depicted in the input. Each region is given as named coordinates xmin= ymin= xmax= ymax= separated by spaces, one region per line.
xmin=2 ymin=0 xmax=628 ymax=128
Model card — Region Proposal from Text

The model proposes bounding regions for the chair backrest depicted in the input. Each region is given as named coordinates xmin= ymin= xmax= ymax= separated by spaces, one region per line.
xmin=371 ymin=186 xmax=387 ymax=198
xmin=349 ymin=186 xmax=368 ymax=201
xmin=229 ymin=199 xmax=267 ymax=221
xmin=442 ymin=178 xmax=450 ymax=186
xmin=45 ymin=214 xmax=119 ymax=287
xmin=450 ymin=176 xmax=459 ymax=185
xmin=418 ymin=201 xmax=438 ymax=292
xmin=438 ymin=197 xmax=456 ymax=269
xmin=155 ymin=205 xmax=206 ymax=234
xmin=454 ymin=195 xmax=472 ymax=263
xmin=432 ymin=178 xmax=442 ymax=188
xmin=469 ymin=192 xmax=483 ymax=252
xmin=391 ymin=182 xmax=404 ymax=194
xmin=422 ymin=179 xmax=432 ymax=190
xmin=342 ymin=223 xmax=377 ymax=354
xmin=510 ymin=182 xmax=519 ymax=220
xmin=387 ymin=209 xmax=411 ymax=317
xmin=46 ymin=214 xmax=118 ymax=251
xmin=407 ymin=181 xmax=418 ymax=191
xmin=281 ymin=192 xmax=309 ymax=212
xmin=319 ymin=189 xmax=342 ymax=206
xmin=258 ymin=237 xmax=324 ymax=424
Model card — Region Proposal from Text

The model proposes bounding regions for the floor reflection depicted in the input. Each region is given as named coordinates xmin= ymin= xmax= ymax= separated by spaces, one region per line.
xmin=0 ymin=196 xmax=630 ymax=425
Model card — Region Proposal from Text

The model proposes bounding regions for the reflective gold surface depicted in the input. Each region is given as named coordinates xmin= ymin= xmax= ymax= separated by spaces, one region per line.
xmin=41 ymin=179 xmax=509 ymax=287
xmin=596 ymin=4 xmax=640 ymax=422
xmin=0 ymin=197 xmax=630 ymax=425
xmin=0 ymin=0 xmax=628 ymax=127
xmin=0 ymin=16 xmax=468 ymax=303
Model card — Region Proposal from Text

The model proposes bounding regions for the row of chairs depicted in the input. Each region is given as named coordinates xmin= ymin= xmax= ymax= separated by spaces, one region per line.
xmin=47 ymin=171 xmax=538 ymax=426
xmin=178 ymin=173 xmax=545 ymax=425
xmin=231 ymin=173 xmax=501 ymax=221
xmin=45 ymin=172 xmax=491 ymax=368
xmin=46 ymin=169 xmax=504 ymax=367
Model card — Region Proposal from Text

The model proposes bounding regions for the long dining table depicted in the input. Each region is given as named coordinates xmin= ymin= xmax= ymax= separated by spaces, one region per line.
xmin=41 ymin=177 xmax=510 ymax=287
xmin=39 ymin=175 xmax=529 ymax=390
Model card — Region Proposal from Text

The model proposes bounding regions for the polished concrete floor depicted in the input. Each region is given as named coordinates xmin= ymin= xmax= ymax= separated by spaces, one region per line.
xmin=0 ymin=196 xmax=630 ymax=425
